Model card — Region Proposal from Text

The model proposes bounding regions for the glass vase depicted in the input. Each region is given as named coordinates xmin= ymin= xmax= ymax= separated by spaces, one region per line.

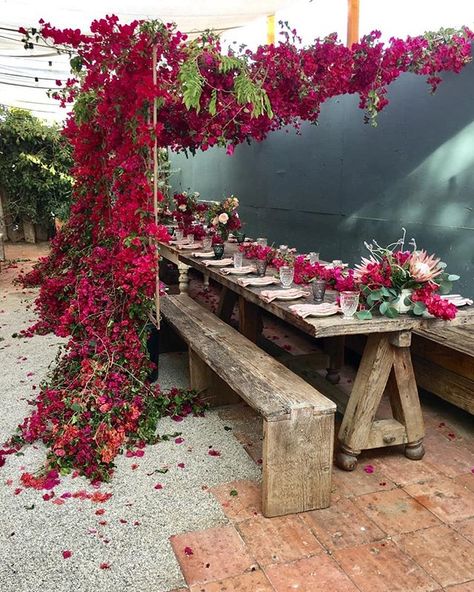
xmin=312 ymin=279 xmax=326 ymax=303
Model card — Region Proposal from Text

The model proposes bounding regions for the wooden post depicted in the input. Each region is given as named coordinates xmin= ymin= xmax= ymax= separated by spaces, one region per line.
xmin=267 ymin=14 xmax=275 ymax=45
xmin=152 ymin=45 xmax=161 ymax=329
xmin=347 ymin=0 xmax=360 ymax=47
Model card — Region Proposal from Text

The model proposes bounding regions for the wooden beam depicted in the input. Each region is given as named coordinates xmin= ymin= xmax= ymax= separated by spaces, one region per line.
xmin=152 ymin=45 xmax=160 ymax=329
xmin=267 ymin=14 xmax=275 ymax=45
xmin=347 ymin=0 xmax=360 ymax=47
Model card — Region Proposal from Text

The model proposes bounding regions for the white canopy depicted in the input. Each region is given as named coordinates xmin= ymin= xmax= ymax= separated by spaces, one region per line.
xmin=0 ymin=0 xmax=294 ymax=121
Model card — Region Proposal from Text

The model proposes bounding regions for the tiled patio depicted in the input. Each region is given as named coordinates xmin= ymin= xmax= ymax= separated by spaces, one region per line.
xmin=165 ymin=272 xmax=474 ymax=592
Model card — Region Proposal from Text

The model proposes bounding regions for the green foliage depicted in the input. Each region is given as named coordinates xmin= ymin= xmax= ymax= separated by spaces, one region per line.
xmin=0 ymin=107 xmax=73 ymax=225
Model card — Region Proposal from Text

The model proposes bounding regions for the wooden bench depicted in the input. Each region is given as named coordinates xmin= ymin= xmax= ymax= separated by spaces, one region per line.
xmin=161 ymin=294 xmax=337 ymax=517
xmin=412 ymin=324 xmax=474 ymax=415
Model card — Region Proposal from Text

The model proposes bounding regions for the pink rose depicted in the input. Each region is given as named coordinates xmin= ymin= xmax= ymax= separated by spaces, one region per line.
xmin=218 ymin=213 xmax=229 ymax=224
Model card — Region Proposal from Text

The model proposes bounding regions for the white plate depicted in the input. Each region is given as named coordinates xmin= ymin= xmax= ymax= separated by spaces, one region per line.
xmin=226 ymin=267 xmax=255 ymax=275
xmin=242 ymin=278 xmax=278 ymax=287
xmin=275 ymin=293 xmax=308 ymax=301
xmin=179 ymin=243 xmax=202 ymax=249
xmin=306 ymin=308 xmax=339 ymax=317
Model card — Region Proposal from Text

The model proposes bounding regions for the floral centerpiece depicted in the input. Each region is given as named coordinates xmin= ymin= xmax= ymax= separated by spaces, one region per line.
xmin=207 ymin=195 xmax=241 ymax=241
xmin=354 ymin=230 xmax=459 ymax=320
xmin=172 ymin=191 xmax=208 ymax=239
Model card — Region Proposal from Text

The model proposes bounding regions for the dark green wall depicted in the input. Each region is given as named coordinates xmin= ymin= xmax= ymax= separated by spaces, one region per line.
xmin=170 ymin=51 xmax=474 ymax=297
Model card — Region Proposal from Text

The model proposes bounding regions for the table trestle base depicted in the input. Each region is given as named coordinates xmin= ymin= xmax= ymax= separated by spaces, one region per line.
xmin=336 ymin=330 xmax=425 ymax=470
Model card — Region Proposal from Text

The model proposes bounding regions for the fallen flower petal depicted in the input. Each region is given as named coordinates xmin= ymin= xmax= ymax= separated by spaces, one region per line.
xmin=364 ymin=465 xmax=375 ymax=474
xmin=62 ymin=550 xmax=72 ymax=559
xmin=184 ymin=546 xmax=193 ymax=556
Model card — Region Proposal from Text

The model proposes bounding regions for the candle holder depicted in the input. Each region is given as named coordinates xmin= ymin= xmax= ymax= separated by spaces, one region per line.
xmin=255 ymin=259 xmax=267 ymax=276
xmin=213 ymin=244 xmax=225 ymax=259
xmin=311 ymin=279 xmax=326 ymax=303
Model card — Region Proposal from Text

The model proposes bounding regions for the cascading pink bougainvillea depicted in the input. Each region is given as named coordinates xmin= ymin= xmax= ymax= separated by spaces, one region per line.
xmin=4 ymin=17 xmax=472 ymax=485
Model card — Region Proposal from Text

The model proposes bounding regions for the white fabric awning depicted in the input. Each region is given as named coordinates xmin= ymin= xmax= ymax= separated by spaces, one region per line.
xmin=0 ymin=0 xmax=295 ymax=121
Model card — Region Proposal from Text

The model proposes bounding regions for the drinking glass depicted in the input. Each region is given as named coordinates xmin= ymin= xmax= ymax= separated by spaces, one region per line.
xmin=255 ymin=259 xmax=267 ymax=277
xmin=332 ymin=259 xmax=343 ymax=267
xmin=279 ymin=244 xmax=288 ymax=254
xmin=187 ymin=233 xmax=194 ymax=245
xmin=256 ymin=237 xmax=267 ymax=246
xmin=312 ymin=279 xmax=326 ymax=303
xmin=202 ymin=236 xmax=212 ymax=250
xmin=308 ymin=252 xmax=320 ymax=264
xmin=175 ymin=229 xmax=183 ymax=242
xmin=340 ymin=291 xmax=360 ymax=319
xmin=279 ymin=266 xmax=294 ymax=289
xmin=233 ymin=251 xmax=243 ymax=269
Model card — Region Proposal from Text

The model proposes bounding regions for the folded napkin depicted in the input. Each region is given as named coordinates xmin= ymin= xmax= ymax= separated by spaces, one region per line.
xmin=288 ymin=303 xmax=339 ymax=318
xmin=237 ymin=276 xmax=279 ymax=287
xmin=440 ymin=294 xmax=473 ymax=307
xmin=221 ymin=265 xmax=256 ymax=275
xmin=170 ymin=239 xmax=189 ymax=245
xmin=260 ymin=288 xmax=310 ymax=303
xmin=176 ymin=242 xmax=202 ymax=250
xmin=192 ymin=251 xmax=215 ymax=258
xmin=202 ymin=258 xmax=234 ymax=267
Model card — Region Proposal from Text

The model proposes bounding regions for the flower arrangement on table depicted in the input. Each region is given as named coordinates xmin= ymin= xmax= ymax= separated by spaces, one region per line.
xmin=207 ymin=195 xmax=241 ymax=241
xmin=292 ymin=256 xmax=356 ymax=291
xmin=172 ymin=191 xmax=209 ymax=240
xmin=271 ymin=248 xmax=297 ymax=269
xmin=354 ymin=230 xmax=459 ymax=320
xmin=239 ymin=242 xmax=275 ymax=262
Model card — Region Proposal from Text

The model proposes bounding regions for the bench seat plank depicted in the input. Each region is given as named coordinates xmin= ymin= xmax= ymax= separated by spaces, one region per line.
xmin=161 ymin=294 xmax=336 ymax=420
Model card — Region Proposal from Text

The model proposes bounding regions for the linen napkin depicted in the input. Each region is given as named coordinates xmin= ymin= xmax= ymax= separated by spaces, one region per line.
xmin=440 ymin=294 xmax=473 ymax=307
xmin=260 ymin=288 xmax=310 ymax=303
xmin=288 ymin=303 xmax=339 ymax=318
xmin=170 ymin=239 xmax=189 ymax=245
xmin=176 ymin=242 xmax=202 ymax=250
xmin=202 ymin=258 xmax=234 ymax=267
xmin=191 ymin=251 xmax=215 ymax=258
xmin=237 ymin=276 xmax=279 ymax=287
xmin=220 ymin=265 xmax=256 ymax=275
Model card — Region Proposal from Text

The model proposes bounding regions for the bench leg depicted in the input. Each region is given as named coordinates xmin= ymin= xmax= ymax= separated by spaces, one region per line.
xmin=262 ymin=409 xmax=334 ymax=517
xmin=189 ymin=347 xmax=211 ymax=393
xmin=203 ymin=273 xmax=210 ymax=290
xmin=189 ymin=347 xmax=241 ymax=407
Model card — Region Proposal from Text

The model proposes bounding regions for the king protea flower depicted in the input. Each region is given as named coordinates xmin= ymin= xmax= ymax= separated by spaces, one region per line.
xmin=353 ymin=256 xmax=380 ymax=281
xmin=409 ymin=250 xmax=442 ymax=282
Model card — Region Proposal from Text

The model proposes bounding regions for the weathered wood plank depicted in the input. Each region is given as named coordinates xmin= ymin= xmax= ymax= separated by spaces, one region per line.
xmin=411 ymin=334 xmax=474 ymax=381
xmin=262 ymin=409 xmax=333 ymax=517
xmin=161 ymin=295 xmax=336 ymax=419
xmin=338 ymin=334 xmax=394 ymax=452
xmin=413 ymin=355 xmax=474 ymax=415
xmin=366 ymin=418 xmax=408 ymax=448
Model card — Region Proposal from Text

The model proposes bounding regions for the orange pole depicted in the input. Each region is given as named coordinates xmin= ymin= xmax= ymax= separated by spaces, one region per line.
xmin=347 ymin=0 xmax=360 ymax=47
xmin=267 ymin=14 xmax=275 ymax=45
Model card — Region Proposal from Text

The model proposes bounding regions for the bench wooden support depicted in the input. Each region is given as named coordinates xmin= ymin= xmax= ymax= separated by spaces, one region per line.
xmin=336 ymin=331 xmax=425 ymax=470
xmin=162 ymin=294 xmax=336 ymax=517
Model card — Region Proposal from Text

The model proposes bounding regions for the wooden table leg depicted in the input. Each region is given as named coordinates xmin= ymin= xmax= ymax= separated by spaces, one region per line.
xmin=217 ymin=286 xmax=238 ymax=323
xmin=388 ymin=332 xmax=425 ymax=461
xmin=336 ymin=330 xmax=426 ymax=470
xmin=239 ymin=297 xmax=263 ymax=343
xmin=324 ymin=336 xmax=345 ymax=384
xmin=336 ymin=333 xmax=393 ymax=470
xmin=177 ymin=261 xmax=190 ymax=294
xmin=203 ymin=273 xmax=210 ymax=290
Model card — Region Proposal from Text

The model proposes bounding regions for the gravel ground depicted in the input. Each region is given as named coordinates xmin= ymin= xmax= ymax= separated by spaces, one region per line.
xmin=0 ymin=269 xmax=260 ymax=592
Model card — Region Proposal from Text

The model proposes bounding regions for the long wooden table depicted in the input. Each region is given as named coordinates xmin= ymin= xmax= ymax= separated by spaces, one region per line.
xmin=159 ymin=241 xmax=474 ymax=470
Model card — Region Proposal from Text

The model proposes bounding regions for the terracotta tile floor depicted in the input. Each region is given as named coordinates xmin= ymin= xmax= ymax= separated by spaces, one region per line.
xmin=166 ymin=274 xmax=474 ymax=591
xmin=6 ymin=245 xmax=474 ymax=592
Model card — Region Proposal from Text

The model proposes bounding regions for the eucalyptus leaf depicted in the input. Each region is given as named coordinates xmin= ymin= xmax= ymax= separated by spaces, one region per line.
xmin=356 ymin=310 xmax=372 ymax=320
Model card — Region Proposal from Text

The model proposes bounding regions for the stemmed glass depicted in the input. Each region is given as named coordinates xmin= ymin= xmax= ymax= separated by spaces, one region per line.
xmin=340 ymin=291 xmax=360 ymax=319
xmin=279 ymin=266 xmax=294 ymax=289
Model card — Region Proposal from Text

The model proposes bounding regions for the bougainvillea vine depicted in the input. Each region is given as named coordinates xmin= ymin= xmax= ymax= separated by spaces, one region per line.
xmin=4 ymin=17 xmax=473 ymax=485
